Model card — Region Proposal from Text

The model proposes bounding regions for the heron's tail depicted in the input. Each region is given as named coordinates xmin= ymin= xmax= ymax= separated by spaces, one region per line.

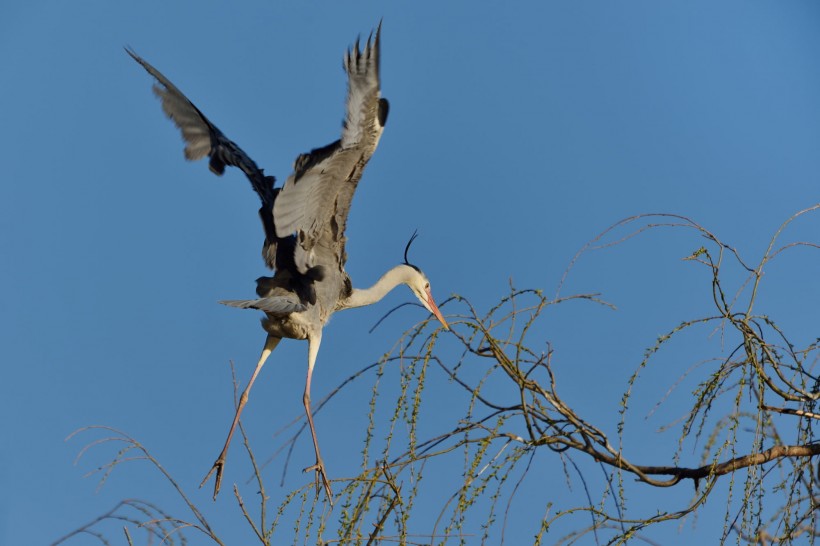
xmin=218 ymin=297 xmax=305 ymax=315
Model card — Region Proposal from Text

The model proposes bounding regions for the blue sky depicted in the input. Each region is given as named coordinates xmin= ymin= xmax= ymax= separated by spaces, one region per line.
xmin=2 ymin=2 xmax=819 ymax=544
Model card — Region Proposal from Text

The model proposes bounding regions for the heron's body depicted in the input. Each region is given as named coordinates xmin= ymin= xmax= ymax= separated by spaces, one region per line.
xmin=128 ymin=24 xmax=448 ymax=503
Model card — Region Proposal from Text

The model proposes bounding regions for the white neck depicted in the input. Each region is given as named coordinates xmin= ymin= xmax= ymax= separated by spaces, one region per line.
xmin=340 ymin=264 xmax=417 ymax=310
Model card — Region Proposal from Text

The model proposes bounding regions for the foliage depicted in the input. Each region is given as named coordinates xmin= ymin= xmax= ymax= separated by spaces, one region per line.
xmin=54 ymin=207 xmax=819 ymax=545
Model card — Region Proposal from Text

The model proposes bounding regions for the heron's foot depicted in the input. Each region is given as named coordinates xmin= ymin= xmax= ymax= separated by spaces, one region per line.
xmin=304 ymin=458 xmax=333 ymax=505
xmin=200 ymin=454 xmax=226 ymax=501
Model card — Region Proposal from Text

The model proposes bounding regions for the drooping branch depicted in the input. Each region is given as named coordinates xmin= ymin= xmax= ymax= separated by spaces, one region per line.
xmin=762 ymin=405 xmax=820 ymax=420
xmin=55 ymin=208 xmax=819 ymax=546
xmin=566 ymin=441 xmax=820 ymax=487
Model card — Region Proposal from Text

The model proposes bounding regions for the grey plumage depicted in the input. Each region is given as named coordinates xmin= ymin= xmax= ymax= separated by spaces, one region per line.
xmin=128 ymin=23 xmax=448 ymax=503
xmin=219 ymin=297 xmax=305 ymax=315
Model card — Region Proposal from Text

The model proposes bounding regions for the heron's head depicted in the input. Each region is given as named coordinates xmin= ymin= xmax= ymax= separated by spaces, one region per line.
xmin=400 ymin=231 xmax=449 ymax=330
xmin=403 ymin=264 xmax=449 ymax=330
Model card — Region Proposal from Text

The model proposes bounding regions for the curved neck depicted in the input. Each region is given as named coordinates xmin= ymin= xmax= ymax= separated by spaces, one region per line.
xmin=340 ymin=264 xmax=416 ymax=310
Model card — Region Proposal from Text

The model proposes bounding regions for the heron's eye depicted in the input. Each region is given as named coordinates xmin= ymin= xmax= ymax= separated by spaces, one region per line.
xmin=424 ymin=282 xmax=430 ymax=290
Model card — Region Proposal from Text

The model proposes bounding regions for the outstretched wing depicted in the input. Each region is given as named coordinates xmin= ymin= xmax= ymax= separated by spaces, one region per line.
xmin=272 ymin=23 xmax=389 ymax=271
xmin=127 ymin=48 xmax=280 ymax=269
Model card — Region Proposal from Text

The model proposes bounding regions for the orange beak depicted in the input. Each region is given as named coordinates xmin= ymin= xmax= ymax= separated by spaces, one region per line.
xmin=426 ymin=287 xmax=449 ymax=330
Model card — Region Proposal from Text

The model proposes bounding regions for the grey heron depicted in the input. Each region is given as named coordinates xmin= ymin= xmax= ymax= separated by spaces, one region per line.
xmin=127 ymin=24 xmax=448 ymax=502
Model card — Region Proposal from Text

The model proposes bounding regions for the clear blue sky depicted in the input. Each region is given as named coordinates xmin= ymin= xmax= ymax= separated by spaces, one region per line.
xmin=2 ymin=2 xmax=818 ymax=544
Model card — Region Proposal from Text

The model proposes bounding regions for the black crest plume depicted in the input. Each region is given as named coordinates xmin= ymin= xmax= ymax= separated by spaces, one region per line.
xmin=404 ymin=230 xmax=419 ymax=265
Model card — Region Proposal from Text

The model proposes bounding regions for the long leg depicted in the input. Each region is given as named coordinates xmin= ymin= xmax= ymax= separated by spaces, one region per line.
xmin=200 ymin=335 xmax=281 ymax=499
xmin=302 ymin=330 xmax=333 ymax=503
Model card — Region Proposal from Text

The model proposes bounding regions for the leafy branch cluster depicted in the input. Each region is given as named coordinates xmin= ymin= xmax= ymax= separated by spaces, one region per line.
xmin=54 ymin=207 xmax=819 ymax=545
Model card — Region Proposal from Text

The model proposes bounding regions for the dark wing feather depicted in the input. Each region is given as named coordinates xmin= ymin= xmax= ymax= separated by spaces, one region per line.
xmin=271 ymin=23 xmax=387 ymax=271
xmin=126 ymin=48 xmax=279 ymax=269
